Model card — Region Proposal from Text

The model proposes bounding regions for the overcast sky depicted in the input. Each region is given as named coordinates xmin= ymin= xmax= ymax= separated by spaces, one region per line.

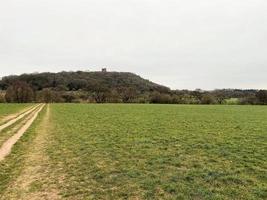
xmin=0 ymin=0 xmax=266 ymax=90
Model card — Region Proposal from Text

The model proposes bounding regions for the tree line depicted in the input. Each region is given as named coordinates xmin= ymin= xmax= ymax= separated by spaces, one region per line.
xmin=0 ymin=71 xmax=266 ymax=104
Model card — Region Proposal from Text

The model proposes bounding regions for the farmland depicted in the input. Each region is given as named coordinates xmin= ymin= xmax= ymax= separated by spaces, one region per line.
xmin=0 ymin=104 xmax=266 ymax=199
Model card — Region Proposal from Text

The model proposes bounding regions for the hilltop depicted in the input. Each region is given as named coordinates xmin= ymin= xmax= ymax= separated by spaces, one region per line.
xmin=0 ymin=70 xmax=171 ymax=103
xmin=0 ymin=71 xmax=170 ymax=93
xmin=0 ymin=70 xmax=266 ymax=104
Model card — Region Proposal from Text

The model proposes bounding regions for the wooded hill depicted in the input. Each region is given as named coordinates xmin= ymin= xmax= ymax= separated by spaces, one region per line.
xmin=0 ymin=70 xmax=266 ymax=104
xmin=0 ymin=71 xmax=170 ymax=103
xmin=0 ymin=71 xmax=169 ymax=93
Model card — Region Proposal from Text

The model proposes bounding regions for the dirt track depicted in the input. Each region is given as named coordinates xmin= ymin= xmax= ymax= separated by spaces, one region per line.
xmin=0 ymin=105 xmax=62 ymax=200
xmin=0 ymin=105 xmax=36 ymax=125
xmin=0 ymin=104 xmax=45 ymax=161
xmin=0 ymin=104 xmax=41 ymax=132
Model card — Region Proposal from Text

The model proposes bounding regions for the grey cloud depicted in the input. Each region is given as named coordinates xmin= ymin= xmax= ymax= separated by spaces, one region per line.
xmin=0 ymin=0 xmax=266 ymax=89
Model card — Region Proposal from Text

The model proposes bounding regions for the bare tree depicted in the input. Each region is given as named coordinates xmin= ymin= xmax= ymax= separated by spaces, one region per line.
xmin=5 ymin=81 xmax=34 ymax=103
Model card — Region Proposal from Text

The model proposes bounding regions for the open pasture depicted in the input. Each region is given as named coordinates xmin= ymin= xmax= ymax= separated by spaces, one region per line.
xmin=0 ymin=104 xmax=266 ymax=199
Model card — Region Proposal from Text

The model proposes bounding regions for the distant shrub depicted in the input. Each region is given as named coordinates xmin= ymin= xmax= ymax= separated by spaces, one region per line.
xmin=149 ymin=92 xmax=172 ymax=104
xmin=224 ymin=98 xmax=239 ymax=105
xmin=256 ymin=90 xmax=267 ymax=105
xmin=201 ymin=94 xmax=216 ymax=104
xmin=0 ymin=91 xmax=6 ymax=103
xmin=239 ymin=96 xmax=258 ymax=105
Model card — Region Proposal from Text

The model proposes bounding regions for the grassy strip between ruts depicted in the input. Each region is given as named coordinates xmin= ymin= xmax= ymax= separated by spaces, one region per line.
xmin=0 ymin=104 xmax=34 ymax=123
xmin=0 ymin=105 xmax=42 ymax=147
xmin=0 ymin=105 xmax=63 ymax=200
xmin=0 ymin=105 xmax=48 ymax=198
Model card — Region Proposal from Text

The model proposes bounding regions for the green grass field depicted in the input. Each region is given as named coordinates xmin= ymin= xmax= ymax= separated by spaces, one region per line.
xmin=0 ymin=104 xmax=266 ymax=199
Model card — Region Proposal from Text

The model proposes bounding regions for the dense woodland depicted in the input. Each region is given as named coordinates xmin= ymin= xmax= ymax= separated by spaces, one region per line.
xmin=0 ymin=71 xmax=266 ymax=104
